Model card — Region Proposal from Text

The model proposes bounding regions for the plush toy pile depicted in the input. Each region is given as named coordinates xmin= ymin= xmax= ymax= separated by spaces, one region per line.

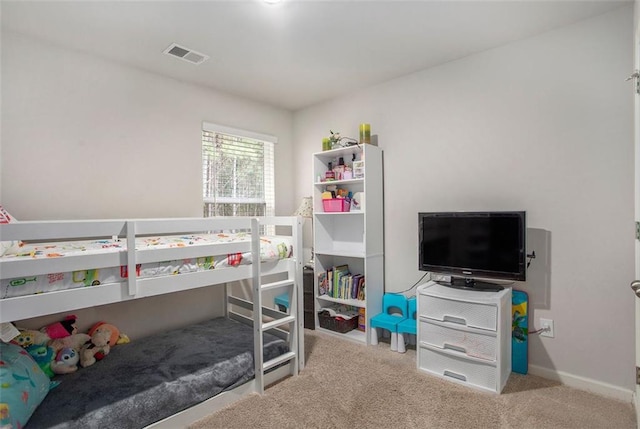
xmin=2 ymin=316 xmax=130 ymax=428
xmin=10 ymin=315 xmax=130 ymax=378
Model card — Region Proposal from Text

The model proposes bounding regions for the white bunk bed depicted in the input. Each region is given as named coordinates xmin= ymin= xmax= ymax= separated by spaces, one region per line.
xmin=0 ymin=216 xmax=304 ymax=428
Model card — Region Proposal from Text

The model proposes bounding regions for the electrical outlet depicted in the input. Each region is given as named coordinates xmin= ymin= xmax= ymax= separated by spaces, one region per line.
xmin=540 ymin=318 xmax=554 ymax=338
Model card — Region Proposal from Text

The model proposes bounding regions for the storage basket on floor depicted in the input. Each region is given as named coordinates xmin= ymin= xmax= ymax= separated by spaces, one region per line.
xmin=322 ymin=198 xmax=350 ymax=213
xmin=318 ymin=310 xmax=358 ymax=333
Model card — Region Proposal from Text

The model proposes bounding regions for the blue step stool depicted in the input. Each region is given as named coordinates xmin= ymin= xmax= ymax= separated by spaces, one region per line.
xmin=370 ymin=293 xmax=408 ymax=352
xmin=397 ymin=296 xmax=417 ymax=353
xmin=275 ymin=293 xmax=289 ymax=313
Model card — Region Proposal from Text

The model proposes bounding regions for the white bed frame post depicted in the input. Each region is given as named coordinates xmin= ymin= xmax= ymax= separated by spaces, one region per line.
xmin=251 ymin=218 xmax=265 ymax=394
xmin=293 ymin=216 xmax=304 ymax=370
xmin=126 ymin=220 xmax=137 ymax=296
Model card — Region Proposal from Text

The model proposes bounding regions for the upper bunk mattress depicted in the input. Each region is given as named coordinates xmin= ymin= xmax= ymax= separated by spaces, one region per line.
xmin=1 ymin=233 xmax=293 ymax=298
xmin=26 ymin=317 xmax=289 ymax=429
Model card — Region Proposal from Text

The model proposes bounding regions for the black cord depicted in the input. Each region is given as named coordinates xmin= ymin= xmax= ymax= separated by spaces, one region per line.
xmin=529 ymin=327 xmax=549 ymax=335
xmin=391 ymin=271 xmax=431 ymax=297
xmin=526 ymin=251 xmax=537 ymax=268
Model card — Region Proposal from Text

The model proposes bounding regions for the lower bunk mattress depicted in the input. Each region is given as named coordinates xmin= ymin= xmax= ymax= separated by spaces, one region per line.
xmin=26 ymin=317 xmax=289 ymax=429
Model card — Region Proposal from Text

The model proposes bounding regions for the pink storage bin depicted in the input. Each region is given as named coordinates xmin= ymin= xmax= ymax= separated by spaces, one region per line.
xmin=322 ymin=198 xmax=351 ymax=212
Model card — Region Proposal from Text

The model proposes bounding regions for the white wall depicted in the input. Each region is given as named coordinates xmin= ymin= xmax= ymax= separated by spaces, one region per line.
xmin=1 ymin=32 xmax=295 ymax=220
xmin=1 ymin=32 xmax=295 ymax=338
xmin=293 ymin=7 xmax=635 ymax=393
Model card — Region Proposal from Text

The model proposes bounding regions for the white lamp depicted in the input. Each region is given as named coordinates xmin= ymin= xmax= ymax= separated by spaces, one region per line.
xmin=293 ymin=196 xmax=314 ymax=268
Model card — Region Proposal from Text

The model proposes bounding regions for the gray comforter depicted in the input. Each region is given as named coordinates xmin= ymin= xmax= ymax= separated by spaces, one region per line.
xmin=27 ymin=317 xmax=289 ymax=429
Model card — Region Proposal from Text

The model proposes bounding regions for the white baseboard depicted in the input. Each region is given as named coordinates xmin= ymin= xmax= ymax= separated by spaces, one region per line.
xmin=528 ymin=364 xmax=634 ymax=403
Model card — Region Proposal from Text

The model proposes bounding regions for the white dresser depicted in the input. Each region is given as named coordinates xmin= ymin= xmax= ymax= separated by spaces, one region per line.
xmin=416 ymin=281 xmax=511 ymax=393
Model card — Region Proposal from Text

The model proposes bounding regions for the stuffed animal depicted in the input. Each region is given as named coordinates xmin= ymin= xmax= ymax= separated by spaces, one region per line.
xmin=51 ymin=347 xmax=80 ymax=375
xmin=80 ymin=329 xmax=111 ymax=368
xmin=49 ymin=333 xmax=91 ymax=354
xmin=26 ymin=344 xmax=55 ymax=378
xmin=11 ymin=329 xmax=50 ymax=348
xmin=87 ymin=322 xmax=129 ymax=347
xmin=40 ymin=315 xmax=78 ymax=339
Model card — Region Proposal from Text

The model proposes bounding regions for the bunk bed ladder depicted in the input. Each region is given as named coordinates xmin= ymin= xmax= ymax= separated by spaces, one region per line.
xmin=252 ymin=218 xmax=302 ymax=395
xmin=256 ymin=277 xmax=298 ymax=394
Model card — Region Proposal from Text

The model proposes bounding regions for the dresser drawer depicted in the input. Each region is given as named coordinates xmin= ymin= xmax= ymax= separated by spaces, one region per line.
xmin=419 ymin=319 xmax=496 ymax=361
xmin=419 ymin=295 xmax=497 ymax=331
xmin=418 ymin=344 xmax=498 ymax=393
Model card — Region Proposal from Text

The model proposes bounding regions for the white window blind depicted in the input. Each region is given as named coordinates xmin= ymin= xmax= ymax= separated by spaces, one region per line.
xmin=202 ymin=124 xmax=275 ymax=219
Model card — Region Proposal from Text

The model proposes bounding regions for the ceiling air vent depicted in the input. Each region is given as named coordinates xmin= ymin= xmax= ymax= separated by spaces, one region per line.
xmin=163 ymin=43 xmax=209 ymax=65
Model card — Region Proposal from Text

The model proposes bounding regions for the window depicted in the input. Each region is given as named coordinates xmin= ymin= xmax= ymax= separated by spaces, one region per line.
xmin=202 ymin=123 xmax=276 ymax=219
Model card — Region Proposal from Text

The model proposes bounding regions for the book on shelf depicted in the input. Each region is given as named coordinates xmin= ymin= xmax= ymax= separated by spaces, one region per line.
xmin=317 ymin=264 xmax=365 ymax=302
xmin=357 ymin=278 xmax=365 ymax=300
xmin=317 ymin=271 xmax=328 ymax=295
xmin=351 ymin=274 xmax=362 ymax=299
xmin=357 ymin=307 xmax=366 ymax=331
xmin=333 ymin=264 xmax=349 ymax=298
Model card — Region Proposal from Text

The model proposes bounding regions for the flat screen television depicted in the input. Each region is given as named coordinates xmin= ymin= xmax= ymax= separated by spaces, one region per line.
xmin=418 ymin=211 xmax=526 ymax=291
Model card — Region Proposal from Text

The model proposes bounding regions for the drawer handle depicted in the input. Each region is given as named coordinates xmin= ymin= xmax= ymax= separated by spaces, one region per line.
xmin=443 ymin=370 xmax=467 ymax=382
xmin=443 ymin=315 xmax=467 ymax=325
xmin=443 ymin=343 xmax=467 ymax=354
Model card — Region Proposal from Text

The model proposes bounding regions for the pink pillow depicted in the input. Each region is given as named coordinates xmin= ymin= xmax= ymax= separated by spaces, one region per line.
xmin=0 ymin=205 xmax=19 ymax=255
xmin=0 ymin=205 xmax=17 ymax=223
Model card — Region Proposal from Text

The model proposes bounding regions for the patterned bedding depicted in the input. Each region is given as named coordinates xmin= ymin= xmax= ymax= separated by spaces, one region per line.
xmin=1 ymin=233 xmax=293 ymax=299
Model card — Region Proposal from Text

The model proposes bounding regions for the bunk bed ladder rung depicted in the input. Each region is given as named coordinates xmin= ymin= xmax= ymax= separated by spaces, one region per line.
xmin=261 ymin=279 xmax=295 ymax=291
xmin=263 ymin=351 xmax=297 ymax=371
xmin=261 ymin=315 xmax=295 ymax=331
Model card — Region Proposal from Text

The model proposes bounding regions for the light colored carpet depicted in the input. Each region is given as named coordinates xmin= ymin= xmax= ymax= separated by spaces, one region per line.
xmin=190 ymin=329 xmax=636 ymax=429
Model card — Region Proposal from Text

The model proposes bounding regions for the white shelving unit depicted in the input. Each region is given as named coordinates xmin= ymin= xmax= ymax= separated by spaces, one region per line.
xmin=312 ymin=144 xmax=384 ymax=344
xmin=416 ymin=281 xmax=512 ymax=393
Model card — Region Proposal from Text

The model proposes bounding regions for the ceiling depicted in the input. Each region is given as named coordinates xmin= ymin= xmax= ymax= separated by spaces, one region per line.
xmin=2 ymin=0 xmax=630 ymax=111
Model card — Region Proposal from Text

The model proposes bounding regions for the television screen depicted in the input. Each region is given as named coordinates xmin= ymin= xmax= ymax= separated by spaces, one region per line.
xmin=419 ymin=211 xmax=526 ymax=284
